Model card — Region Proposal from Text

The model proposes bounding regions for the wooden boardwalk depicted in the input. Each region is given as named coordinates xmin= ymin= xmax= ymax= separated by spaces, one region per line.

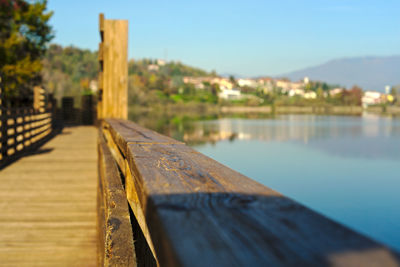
xmin=0 ymin=126 xmax=98 ymax=266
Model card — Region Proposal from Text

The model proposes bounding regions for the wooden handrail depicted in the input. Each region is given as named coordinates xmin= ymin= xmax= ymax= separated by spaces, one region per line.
xmin=99 ymin=118 xmax=400 ymax=267
xmin=98 ymin=131 xmax=136 ymax=266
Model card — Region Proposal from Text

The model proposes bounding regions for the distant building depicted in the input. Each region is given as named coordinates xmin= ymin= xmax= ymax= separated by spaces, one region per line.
xmin=182 ymin=77 xmax=207 ymax=89
xmin=89 ymin=80 xmax=98 ymax=92
xmin=304 ymin=91 xmax=317 ymax=99
xmin=329 ymin=88 xmax=343 ymax=97
xmin=216 ymin=78 xmax=234 ymax=90
xmin=237 ymin=79 xmax=258 ymax=88
xmin=276 ymin=80 xmax=304 ymax=93
xmin=385 ymin=85 xmax=391 ymax=94
xmin=304 ymin=77 xmax=310 ymax=84
xmin=219 ymin=88 xmax=241 ymax=100
xmin=288 ymin=88 xmax=305 ymax=97
xmin=362 ymin=91 xmax=382 ymax=107
xmin=157 ymin=59 xmax=166 ymax=66
xmin=148 ymin=64 xmax=159 ymax=72
xmin=183 ymin=77 xmax=233 ymax=90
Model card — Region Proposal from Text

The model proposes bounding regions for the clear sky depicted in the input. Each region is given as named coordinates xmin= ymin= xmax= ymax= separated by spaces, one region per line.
xmin=47 ymin=0 xmax=400 ymax=77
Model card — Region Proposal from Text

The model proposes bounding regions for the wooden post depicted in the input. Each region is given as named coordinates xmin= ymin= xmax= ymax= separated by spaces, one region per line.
xmin=62 ymin=97 xmax=74 ymax=123
xmin=33 ymin=86 xmax=45 ymax=112
xmin=81 ymin=95 xmax=94 ymax=125
xmin=0 ymin=81 xmax=7 ymax=161
xmin=98 ymin=13 xmax=128 ymax=120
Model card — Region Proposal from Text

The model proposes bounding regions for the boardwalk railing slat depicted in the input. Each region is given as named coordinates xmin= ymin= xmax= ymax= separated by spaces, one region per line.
xmin=98 ymin=130 xmax=136 ymax=266
xmin=0 ymin=89 xmax=55 ymax=168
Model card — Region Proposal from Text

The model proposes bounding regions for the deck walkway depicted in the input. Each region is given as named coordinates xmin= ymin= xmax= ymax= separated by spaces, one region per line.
xmin=0 ymin=126 xmax=98 ymax=266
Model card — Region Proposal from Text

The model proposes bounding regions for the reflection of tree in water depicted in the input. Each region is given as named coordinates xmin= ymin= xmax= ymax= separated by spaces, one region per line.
xmin=129 ymin=111 xmax=400 ymax=158
xmin=128 ymin=108 xmax=274 ymax=146
xmin=128 ymin=108 xmax=220 ymax=145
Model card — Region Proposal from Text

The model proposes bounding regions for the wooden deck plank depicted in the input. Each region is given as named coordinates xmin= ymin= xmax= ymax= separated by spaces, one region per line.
xmin=0 ymin=126 xmax=98 ymax=267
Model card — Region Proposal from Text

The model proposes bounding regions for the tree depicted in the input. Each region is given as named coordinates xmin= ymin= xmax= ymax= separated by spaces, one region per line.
xmin=316 ymin=87 xmax=324 ymax=99
xmin=229 ymin=75 xmax=236 ymax=85
xmin=390 ymin=86 xmax=399 ymax=104
xmin=41 ymin=44 xmax=98 ymax=104
xmin=342 ymin=86 xmax=363 ymax=106
xmin=390 ymin=86 xmax=398 ymax=97
xmin=0 ymin=0 xmax=53 ymax=97
xmin=210 ymin=83 xmax=220 ymax=96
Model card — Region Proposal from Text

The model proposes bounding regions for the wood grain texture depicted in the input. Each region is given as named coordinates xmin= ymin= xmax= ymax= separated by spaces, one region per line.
xmin=98 ymin=18 xmax=128 ymax=120
xmin=0 ymin=126 xmax=98 ymax=266
xmin=98 ymin=132 xmax=136 ymax=267
xmin=103 ymin=118 xmax=400 ymax=267
xmin=103 ymin=118 xmax=182 ymax=157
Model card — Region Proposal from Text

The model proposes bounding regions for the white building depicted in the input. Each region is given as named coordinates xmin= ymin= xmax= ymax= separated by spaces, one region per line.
xmin=147 ymin=64 xmax=159 ymax=72
xmin=276 ymin=80 xmax=304 ymax=93
xmin=89 ymin=80 xmax=98 ymax=92
xmin=219 ymin=88 xmax=241 ymax=100
xmin=288 ymin=88 xmax=305 ymax=97
xmin=183 ymin=77 xmax=234 ymax=90
xmin=157 ymin=59 xmax=166 ymax=66
xmin=304 ymin=91 xmax=317 ymax=99
xmin=238 ymin=79 xmax=258 ymax=88
xmin=362 ymin=91 xmax=382 ymax=107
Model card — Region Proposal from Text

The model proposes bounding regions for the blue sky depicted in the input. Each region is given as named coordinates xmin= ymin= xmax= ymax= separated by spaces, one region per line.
xmin=47 ymin=0 xmax=400 ymax=77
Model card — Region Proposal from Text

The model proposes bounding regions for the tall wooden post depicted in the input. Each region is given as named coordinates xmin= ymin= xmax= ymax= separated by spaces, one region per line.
xmin=98 ymin=14 xmax=128 ymax=120
xmin=0 ymin=77 xmax=8 ymax=161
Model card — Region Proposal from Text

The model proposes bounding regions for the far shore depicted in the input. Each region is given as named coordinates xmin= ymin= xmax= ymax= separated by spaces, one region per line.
xmin=220 ymin=105 xmax=400 ymax=115
xmin=129 ymin=104 xmax=400 ymax=116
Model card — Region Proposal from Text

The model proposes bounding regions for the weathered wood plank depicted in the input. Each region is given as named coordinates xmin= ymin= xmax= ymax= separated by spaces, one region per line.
xmin=98 ymin=17 xmax=128 ymax=119
xmin=103 ymin=118 xmax=400 ymax=267
xmin=103 ymin=118 xmax=182 ymax=157
xmin=0 ymin=126 xmax=98 ymax=266
xmin=98 ymin=132 xmax=136 ymax=266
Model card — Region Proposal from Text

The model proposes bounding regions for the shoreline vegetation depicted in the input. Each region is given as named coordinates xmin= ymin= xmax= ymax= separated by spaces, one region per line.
xmin=130 ymin=103 xmax=400 ymax=117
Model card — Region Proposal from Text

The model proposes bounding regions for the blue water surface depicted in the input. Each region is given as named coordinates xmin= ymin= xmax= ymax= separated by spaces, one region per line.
xmin=191 ymin=114 xmax=400 ymax=251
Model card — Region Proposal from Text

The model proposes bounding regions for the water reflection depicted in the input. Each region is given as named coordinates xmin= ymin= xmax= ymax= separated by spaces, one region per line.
xmin=192 ymin=115 xmax=400 ymax=159
xmin=130 ymin=110 xmax=400 ymax=155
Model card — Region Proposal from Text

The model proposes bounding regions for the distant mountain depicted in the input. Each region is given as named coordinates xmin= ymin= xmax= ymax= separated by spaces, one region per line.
xmin=280 ymin=56 xmax=400 ymax=92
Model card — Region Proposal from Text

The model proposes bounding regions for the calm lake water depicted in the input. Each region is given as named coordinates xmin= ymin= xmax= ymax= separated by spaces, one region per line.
xmin=131 ymin=111 xmax=400 ymax=251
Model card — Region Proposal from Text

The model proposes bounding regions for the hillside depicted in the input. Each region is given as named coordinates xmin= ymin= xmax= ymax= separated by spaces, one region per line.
xmin=280 ymin=56 xmax=400 ymax=91
xmin=41 ymin=44 xmax=215 ymax=105
xmin=42 ymin=44 xmax=99 ymax=102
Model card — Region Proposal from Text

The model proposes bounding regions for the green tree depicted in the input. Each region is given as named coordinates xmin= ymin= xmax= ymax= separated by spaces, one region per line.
xmin=210 ymin=83 xmax=220 ymax=96
xmin=41 ymin=44 xmax=98 ymax=103
xmin=390 ymin=86 xmax=398 ymax=97
xmin=0 ymin=0 xmax=53 ymax=97
xmin=316 ymin=87 xmax=324 ymax=99
xmin=229 ymin=75 xmax=236 ymax=85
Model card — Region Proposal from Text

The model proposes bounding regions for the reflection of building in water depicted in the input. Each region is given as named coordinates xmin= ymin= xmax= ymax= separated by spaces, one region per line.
xmin=184 ymin=115 xmax=400 ymax=145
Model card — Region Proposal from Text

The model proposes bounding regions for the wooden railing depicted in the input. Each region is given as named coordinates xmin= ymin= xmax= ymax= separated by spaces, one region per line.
xmin=0 ymin=91 xmax=55 ymax=168
xmin=95 ymin=13 xmax=400 ymax=267
xmin=98 ymin=118 xmax=400 ymax=267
